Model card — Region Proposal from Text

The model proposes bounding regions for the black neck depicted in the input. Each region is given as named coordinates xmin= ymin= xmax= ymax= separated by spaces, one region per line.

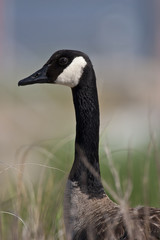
xmin=69 ymin=65 xmax=104 ymax=196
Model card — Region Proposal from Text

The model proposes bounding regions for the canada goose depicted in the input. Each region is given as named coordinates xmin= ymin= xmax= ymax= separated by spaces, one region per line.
xmin=18 ymin=50 xmax=160 ymax=240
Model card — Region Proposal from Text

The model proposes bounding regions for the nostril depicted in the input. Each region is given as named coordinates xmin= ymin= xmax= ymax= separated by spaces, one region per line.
xmin=33 ymin=72 xmax=40 ymax=78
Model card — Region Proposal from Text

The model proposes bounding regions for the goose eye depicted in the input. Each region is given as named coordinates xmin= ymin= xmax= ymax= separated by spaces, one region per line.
xmin=58 ymin=57 xmax=69 ymax=66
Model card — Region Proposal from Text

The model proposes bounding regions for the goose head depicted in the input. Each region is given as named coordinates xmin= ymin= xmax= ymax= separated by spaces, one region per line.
xmin=18 ymin=50 xmax=93 ymax=88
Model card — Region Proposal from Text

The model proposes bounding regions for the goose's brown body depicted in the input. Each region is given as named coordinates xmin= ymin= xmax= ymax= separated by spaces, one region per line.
xmin=64 ymin=180 xmax=160 ymax=240
xmin=18 ymin=49 xmax=160 ymax=240
xmin=76 ymin=206 xmax=160 ymax=240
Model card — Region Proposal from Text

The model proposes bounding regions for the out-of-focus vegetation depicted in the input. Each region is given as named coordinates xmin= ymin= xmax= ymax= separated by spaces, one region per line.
xmin=0 ymin=61 xmax=160 ymax=238
xmin=0 ymin=131 xmax=160 ymax=239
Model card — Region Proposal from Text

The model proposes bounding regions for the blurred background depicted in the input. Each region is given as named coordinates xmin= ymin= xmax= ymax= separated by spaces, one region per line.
xmin=0 ymin=0 xmax=160 ymax=239
xmin=1 ymin=0 xmax=160 ymax=150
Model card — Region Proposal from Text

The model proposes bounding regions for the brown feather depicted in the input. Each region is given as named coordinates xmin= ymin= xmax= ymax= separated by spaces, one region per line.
xmin=65 ymin=188 xmax=160 ymax=240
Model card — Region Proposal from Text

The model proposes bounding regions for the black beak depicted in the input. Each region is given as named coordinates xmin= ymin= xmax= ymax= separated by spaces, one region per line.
xmin=18 ymin=65 xmax=50 ymax=86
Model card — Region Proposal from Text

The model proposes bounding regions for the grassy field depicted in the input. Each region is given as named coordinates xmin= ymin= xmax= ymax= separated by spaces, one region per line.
xmin=0 ymin=135 xmax=159 ymax=240
xmin=0 ymin=64 xmax=160 ymax=239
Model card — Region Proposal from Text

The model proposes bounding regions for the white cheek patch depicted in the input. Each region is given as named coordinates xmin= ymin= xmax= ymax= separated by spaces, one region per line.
xmin=56 ymin=56 xmax=87 ymax=88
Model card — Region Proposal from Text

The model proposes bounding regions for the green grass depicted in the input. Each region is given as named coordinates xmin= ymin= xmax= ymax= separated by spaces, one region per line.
xmin=0 ymin=137 xmax=160 ymax=239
